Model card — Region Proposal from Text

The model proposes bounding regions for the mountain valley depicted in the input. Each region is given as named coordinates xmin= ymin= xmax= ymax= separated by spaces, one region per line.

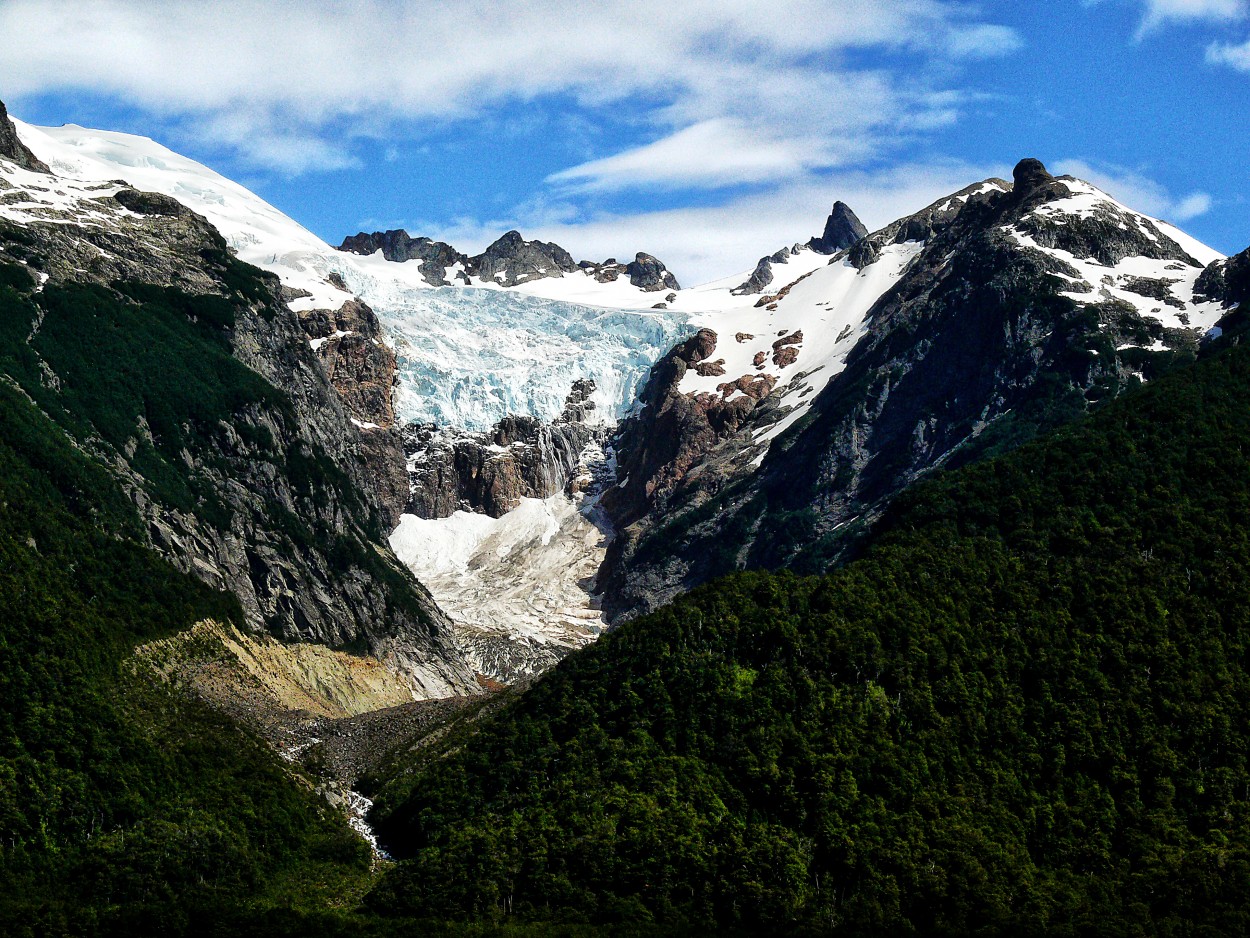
xmin=2 ymin=93 xmax=1250 ymax=935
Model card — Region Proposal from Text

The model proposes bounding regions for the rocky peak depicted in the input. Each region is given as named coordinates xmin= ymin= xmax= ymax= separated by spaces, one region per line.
xmin=1011 ymin=157 xmax=1053 ymax=197
xmin=470 ymin=230 xmax=578 ymax=287
xmin=733 ymin=201 xmax=867 ymax=295
xmin=0 ymin=99 xmax=49 ymax=173
xmin=338 ymin=230 xmax=469 ymax=286
xmin=809 ymin=200 xmax=868 ymax=255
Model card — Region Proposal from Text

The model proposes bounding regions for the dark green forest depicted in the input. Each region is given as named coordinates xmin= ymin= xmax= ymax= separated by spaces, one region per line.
xmin=366 ymin=340 xmax=1250 ymax=934
xmin=4 ymin=236 xmax=1250 ymax=935
xmin=0 ymin=259 xmax=387 ymax=935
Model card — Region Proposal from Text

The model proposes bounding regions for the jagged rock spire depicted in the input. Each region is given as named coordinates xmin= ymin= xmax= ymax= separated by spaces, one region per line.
xmin=810 ymin=201 xmax=868 ymax=254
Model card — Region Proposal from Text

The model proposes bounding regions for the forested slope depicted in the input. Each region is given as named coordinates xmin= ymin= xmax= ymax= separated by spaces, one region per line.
xmin=0 ymin=375 xmax=377 ymax=935
xmin=368 ymin=338 xmax=1250 ymax=934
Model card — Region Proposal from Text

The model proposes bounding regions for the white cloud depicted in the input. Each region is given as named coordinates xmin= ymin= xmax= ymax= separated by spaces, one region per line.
xmin=1131 ymin=0 xmax=1246 ymax=35
xmin=1054 ymin=159 xmax=1213 ymax=222
xmin=546 ymin=119 xmax=843 ymax=192
xmin=1207 ymin=35 xmax=1250 ymax=68
xmin=0 ymin=0 xmax=1018 ymax=178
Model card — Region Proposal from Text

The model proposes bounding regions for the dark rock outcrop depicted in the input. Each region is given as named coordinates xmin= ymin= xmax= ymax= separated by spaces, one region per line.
xmin=338 ymin=230 xmax=469 ymax=286
xmin=469 ymin=230 xmax=577 ymax=287
xmin=406 ymin=380 xmax=607 ymax=519
xmin=113 ymin=188 xmax=193 ymax=217
xmin=809 ymin=201 xmax=868 ymax=254
xmin=732 ymin=256 xmax=776 ymax=295
xmin=1011 ymin=157 xmax=1053 ymax=198
xmin=0 ymin=99 xmax=49 ymax=172
xmin=625 ymin=252 xmax=680 ymax=292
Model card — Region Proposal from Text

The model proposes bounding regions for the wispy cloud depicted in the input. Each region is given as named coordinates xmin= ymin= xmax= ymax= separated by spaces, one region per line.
xmin=546 ymin=119 xmax=842 ymax=192
xmin=0 ymin=0 xmax=1019 ymax=179
xmin=1128 ymin=0 xmax=1247 ymax=36
xmin=1056 ymin=159 xmax=1214 ymax=222
xmin=1207 ymin=35 xmax=1250 ymax=67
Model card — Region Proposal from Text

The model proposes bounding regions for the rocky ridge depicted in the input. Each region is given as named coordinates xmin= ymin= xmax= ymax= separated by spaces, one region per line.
xmin=339 ymin=227 xmax=680 ymax=293
xmin=732 ymin=201 xmax=867 ymax=295
xmin=599 ymin=158 xmax=1234 ymax=620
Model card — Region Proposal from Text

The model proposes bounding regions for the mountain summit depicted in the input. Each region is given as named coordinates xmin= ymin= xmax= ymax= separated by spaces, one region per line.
xmin=599 ymin=158 xmax=1233 ymax=619
xmin=809 ymin=199 xmax=868 ymax=254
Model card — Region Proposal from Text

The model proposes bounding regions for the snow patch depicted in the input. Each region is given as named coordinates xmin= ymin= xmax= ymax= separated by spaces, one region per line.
xmin=389 ymin=495 xmax=609 ymax=680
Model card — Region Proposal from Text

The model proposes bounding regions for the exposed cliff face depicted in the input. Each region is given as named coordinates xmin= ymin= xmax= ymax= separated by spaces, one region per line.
xmin=0 ymin=126 xmax=477 ymax=698
xmin=405 ymin=379 xmax=607 ymax=519
xmin=600 ymin=159 xmax=1228 ymax=620
xmin=297 ymin=295 xmax=410 ymax=527
xmin=0 ymin=99 xmax=48 ymax=172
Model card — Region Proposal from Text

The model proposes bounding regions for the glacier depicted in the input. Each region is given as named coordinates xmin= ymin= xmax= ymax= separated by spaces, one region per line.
xmin=343 ymin=280 xmax=693 ymax=432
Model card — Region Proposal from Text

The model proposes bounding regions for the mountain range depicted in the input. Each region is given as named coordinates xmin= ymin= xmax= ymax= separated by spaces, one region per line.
xmin=2 ymin=97 xmax=1249 ymax=935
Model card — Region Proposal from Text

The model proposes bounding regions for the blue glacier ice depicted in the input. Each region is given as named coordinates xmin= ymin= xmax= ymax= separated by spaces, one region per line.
xmin=366 ymin=287 xmax=694 ymax=431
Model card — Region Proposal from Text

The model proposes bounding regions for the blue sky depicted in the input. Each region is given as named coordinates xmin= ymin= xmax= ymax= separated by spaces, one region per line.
xmin=1 ymin=0 xmax=1247 ymax=283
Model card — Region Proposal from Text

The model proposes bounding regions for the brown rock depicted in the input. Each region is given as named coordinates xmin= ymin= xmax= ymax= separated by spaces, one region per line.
xmin=297 ymin=297 xmax=408 ymax=526
xmin=694 ymin=358 xmax=726 ymax=377
xmin=772 ymin=346 xmax=799 ymax=368
xmin=717 ymin=374 xmax=777 ymax=400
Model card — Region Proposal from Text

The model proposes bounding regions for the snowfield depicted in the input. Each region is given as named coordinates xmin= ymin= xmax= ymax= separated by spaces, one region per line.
xmin=389 ymin=496 xmax=609 ymax=681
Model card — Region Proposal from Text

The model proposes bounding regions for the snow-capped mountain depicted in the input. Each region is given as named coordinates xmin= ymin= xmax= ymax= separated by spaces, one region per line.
xmin=7 ymin=115 xmax=693 ymax=681
xmin=599 ymin=158 xmax=1235 ymax=619
xmin=9 ymin=109 xmax=1240 ymax=684
xmin=12 ymin=119 xmax=692 ymax=430
xmin=0 ymin=107 xmax=479 ymax=702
